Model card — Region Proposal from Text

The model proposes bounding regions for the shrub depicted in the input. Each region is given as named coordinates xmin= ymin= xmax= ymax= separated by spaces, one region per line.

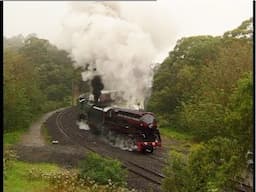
xmin=78 ymin=152 xmax=127 ymax=187
xmin=162 ymin=151 xmax=191 ymax=192
xmin=4 ymin=146 xmax=18 ymax=177
xmin=162 ymin=137 xmax=243 ymax=192
xmin=27 ymin=167 xmax=132 ymax=192
xmin=188 ymin=137 xmax=241 ymax=191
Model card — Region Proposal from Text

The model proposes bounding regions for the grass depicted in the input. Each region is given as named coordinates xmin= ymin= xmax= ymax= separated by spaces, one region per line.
xmin=4 ymin=158 xmax=132 ymax=192
xmin=160 ymin=127 xmax=193 ymax=141
xmin=159 ymin=127 xmax=196 ymax=154
xmin=3 ymin=112 xmax=43 ymax=146
xmin=4 ymin=160 xmax=60 ymax=192
xmin=4 ymin=130 xmax=26 ymax=145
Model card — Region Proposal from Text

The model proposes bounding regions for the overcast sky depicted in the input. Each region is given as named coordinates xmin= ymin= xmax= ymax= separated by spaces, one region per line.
xmin=3 ymin=0 xmax=253 ymax=60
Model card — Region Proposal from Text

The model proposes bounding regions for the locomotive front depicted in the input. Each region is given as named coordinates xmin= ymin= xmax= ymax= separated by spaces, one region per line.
xmin=135 ymin=113 xmax=161 ymax=153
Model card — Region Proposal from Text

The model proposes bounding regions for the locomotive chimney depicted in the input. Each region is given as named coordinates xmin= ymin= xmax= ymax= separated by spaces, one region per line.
xmin=91 ymin=73 xmax=104 ymax=105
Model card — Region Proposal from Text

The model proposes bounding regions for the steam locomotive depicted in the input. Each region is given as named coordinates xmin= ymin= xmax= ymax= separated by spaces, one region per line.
xmin=77 ymin=92 xmax=161 ymax=153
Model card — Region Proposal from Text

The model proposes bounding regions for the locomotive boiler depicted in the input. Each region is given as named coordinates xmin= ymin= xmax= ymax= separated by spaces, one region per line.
xmin=77 ymin=93 xmax=161 ymax=153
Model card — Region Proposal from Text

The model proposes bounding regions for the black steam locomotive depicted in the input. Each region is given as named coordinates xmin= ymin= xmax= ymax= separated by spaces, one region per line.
xmin=77 ymin=93 xmax=161 ymax=153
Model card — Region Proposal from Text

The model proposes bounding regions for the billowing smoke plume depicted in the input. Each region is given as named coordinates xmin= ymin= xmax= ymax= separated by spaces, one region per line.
xmin=56 ymin=1 xmax=176 ymax=108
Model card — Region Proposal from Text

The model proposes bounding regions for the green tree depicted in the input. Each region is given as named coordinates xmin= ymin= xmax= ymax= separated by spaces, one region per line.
xmin=4 ymin=35 xmax=84 ymax=132
xmin=148 ymin=35 xmax=221 ymax=126
xmin=155 ymin=18 xmax=253 ymax=192
xmin=4 ymin=49 xmax=43 ymax=131
xmin=148 ymin=19 xmax=252 ymax=142
xmin=162 ymin=151 xmax=191 ymax=192
xmin=225 ymin=72 xmax=253 ymax=156
xmin=19 ymin=36 xmax=78 ymax=110
xmin=188 ymin=137 xmax=241 ymax=192
xmin=163 ymin=137 xmax=242 ymax=192
xmin=224 ymin=18 xmax=253 ymax=39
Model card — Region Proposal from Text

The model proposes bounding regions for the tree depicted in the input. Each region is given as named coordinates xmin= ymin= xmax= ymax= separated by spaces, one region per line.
xmin=4 ymin=35 xmax=83 ymax=131
xmin=19 ymin=36 xmax=77 ymax=109
xmin=148 ymin=35 xmax=221 ymax=126
xmin=4 ymin=49 xmax=43 ymax=131
xmin=147 ymin=19 xmax=252 ymax=138
xmin=162 ymin=151 xmax=191 ymax=192
xmin=163 ymin=137 xmax=242 ymax=192
xmin=225 ymin=72 xmax=253 ymax=156
xmin=188 ymin=137 xmax=241 ymax=192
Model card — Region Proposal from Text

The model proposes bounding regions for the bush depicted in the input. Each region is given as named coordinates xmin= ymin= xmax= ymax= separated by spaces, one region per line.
xmin=188 ymin=137 xmax=241 ymax=191
xmin=162 ymin=137 xmax=243 ymax=192
xmin=27 ymin=167 xmax=132 ymax=192
xmin=78 ymin=152 xmax=127 ymax=187
xmin=162 ymin=151 xmax=191 ymax=192
xmin=3 ymin=146 xmax=18 ymax=178
xmin=178 ymin=101 xmax=227 ymax=141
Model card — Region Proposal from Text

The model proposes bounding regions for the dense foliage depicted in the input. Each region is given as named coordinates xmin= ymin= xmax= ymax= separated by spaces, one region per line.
xmin=148 ymin=18 xmax=252 ymax=142
xmin=79 ymin=152 xmax=127 ymax=187
xmin=4 ymin=34 xmax=85 ymax=132
xmin=163 ymin=138 xmax=242 ymax=192
xmin=147 ymin=19 xmax=253 ymax=191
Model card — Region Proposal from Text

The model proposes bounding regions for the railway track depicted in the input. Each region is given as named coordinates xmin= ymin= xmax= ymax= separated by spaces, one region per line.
xmin=146 ymin=154 xmax=167 ymax=165
xmin=51 ymin=107 xmax=253 ymax=192
xmin=232 ymin=179 xmax=253 ymax=192
xmin=125 ymin=160 xmax=165 ymax=185
xmin=54 ymin=107 xmax=164 ymax=189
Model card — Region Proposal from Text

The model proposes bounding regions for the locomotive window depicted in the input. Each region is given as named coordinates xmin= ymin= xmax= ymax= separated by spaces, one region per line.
xmin=140 ymin=114 xmax=154 ymax=124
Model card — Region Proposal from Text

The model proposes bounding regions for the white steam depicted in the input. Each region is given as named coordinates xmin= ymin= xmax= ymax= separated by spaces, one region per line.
xmin=103 ymin=131 xmax=137 ymax=152
xmin=56 ymin=1 xmax=176 ymax=108
xmin=76 ymin=121 xmax=90 ymax=131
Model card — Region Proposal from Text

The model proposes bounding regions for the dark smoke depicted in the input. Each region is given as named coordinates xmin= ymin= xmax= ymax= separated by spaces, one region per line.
xmin=91 ymin=75 xmax=104 ymax=104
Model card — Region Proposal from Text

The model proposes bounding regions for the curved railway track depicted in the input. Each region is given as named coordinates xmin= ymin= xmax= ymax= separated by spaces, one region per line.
xmin=48 ymin=107 xmax=253 ymax=192
xmin=53 ymin=107 xmax=165 ymax=191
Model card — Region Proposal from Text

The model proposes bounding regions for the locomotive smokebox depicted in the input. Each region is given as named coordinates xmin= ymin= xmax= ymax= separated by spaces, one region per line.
xmin=91 ymin=75 xmax=104 ymax=104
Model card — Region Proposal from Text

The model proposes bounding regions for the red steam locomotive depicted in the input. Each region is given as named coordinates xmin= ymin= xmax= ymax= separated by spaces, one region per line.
xmin=78 ymin=94 xmax=161 ymax=153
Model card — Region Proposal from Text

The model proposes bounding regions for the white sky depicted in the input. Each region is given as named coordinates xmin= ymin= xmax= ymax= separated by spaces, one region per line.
xmin=3 ymin=0 xmax=253 ymax=60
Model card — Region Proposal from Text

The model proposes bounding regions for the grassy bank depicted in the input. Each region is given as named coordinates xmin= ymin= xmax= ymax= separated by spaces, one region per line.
xmin=3 ymin=110 xmax=46 ymax=146
xmin=4 ymin=160 xmax=131 ymax=192
xmin=4 ymin=146 xmax=131 ymax=192
xmin=4 ymin=161 xmax=59 ymax=192
xmin=160 ymin=127 xmax=193 ymax=141
xmin=4 ymin=131 xmax=26 ymax=146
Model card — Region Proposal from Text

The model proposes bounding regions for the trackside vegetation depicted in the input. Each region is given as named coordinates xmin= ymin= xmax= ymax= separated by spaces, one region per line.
xmin=79 ymin=152 xmax=128 ymax=187
xmin=147 ymin=19 xmax=253 ymax=191
xmin=4 ymin=34 xmax=130 ymax=192
xmin=4 ymin=34 xmax=88 ymax=141
xmin=4 ymin=148 xmax=131 ymax=192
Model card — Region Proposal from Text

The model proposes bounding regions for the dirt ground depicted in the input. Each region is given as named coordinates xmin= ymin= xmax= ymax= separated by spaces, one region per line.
xmin=13 ymin=107 xmax=190 ymax=192
xmin=15 ymin=108 xmax=88 ymax=168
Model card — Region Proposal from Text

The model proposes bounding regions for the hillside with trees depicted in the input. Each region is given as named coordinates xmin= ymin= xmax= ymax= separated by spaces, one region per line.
xmin=147 ymin=18 xmax=253 ymax=191
xmin=4 ymin=34 xmax=86 ymax=133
